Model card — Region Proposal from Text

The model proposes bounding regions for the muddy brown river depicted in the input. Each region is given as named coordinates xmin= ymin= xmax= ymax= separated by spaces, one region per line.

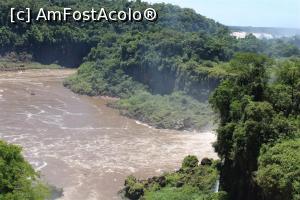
xmin=0 ymin=69 xmax=217 ymax=200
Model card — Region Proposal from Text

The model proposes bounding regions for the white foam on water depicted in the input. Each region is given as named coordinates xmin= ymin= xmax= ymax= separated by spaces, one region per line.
xmin=27 ymin=113 xmax=33 ymax=119
xmin=0 ymin=69 xmax=218 ymax=200
xmin=135 ymin=120 xmax=154 ymax=129
xmin=60 ymin=126 xmax=126 ymax=131
xmin=105 ymin=169 xmax=114 ymax=173
xmin=128 ymin=167 xmax=136 ymax=173
xmin=4 ymin=126 xmax=23 ymax=131
xmin=55 ymin=98 xmax=67 ymax=106
xmin=30 ymin=161 xmax=48 ymax=171
xmin=0 ymin=89 xmax=5 ymax=101
xmin=37 ymin=161 xmax=48 ymax=171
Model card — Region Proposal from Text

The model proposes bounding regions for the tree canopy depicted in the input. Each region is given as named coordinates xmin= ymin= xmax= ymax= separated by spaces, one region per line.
xmin=210 ymin=53 xmax=300 ymax=200
xmin=0 ymin=141 xmax=49 ymax=200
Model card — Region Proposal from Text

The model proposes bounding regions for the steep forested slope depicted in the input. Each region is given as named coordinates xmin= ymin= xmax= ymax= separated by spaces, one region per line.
xmin=0 ymin=0 xmax=229 ymax=66
xmin=0 ymin=1 xmax=238 ymax=130
xmin=1 ymin=0 xmax=299 ymax=130
xmin=210 ymin=54 xmax=300 ymax=200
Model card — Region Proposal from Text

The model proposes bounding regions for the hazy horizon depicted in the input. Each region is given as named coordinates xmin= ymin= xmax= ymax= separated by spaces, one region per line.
xmin=145 ymin=0 xmax=300 ymax=29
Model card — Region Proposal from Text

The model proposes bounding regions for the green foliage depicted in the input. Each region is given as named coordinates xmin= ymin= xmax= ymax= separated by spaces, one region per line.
xmin=0 ymin=57 xmax=61 ymax=71
xmin=0 ymin=140 xmax=49 ymax=200
xmin=267 ymin=59 xmax=300 ymax=115
xmin=62 ymin=19 xmax=230 ymax=131
xmin=210 ymin=53 xmax=270 ymax=124
xmin=182 ymin=155 xmax=199 ymax=169
xmin=276 ymin=58 xmax=300 ymax=86
xmin=124 ymin=156 xmax=225 ymax=200
xmin=144 ymin=186 xmax=227 ymax=200
xmin=111 ymin=92 xmax=212 ymax=130
xmin=144 ymin=186 xmax=208 ymax=200
xmin=256 ymin=139 xmax=300 ymax=200
xmin=210 ymin=53 xmax=300 ymax=200
xmin=124 ymin=176 xmax=145 ymax=200
xmin=0 ymin=0 xmax=235 ymax=67
xmin=235 ymin=34 xmax=300 ymax=57
xmin=64 ymin=61 xmax=145 ymax=97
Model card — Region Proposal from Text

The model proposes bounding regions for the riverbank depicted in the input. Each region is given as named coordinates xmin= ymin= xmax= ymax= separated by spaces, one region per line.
xmin=0 ymin=59 xmax=62 ymax=71
xmin=64 ymin=65 xmax=216 ymax=131
xmin=108 ymin=91 xmax=213 ymax=131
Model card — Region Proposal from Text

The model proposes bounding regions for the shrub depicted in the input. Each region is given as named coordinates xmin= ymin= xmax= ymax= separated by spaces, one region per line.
xmin=182 ymin=155 xmax=199 ymax=169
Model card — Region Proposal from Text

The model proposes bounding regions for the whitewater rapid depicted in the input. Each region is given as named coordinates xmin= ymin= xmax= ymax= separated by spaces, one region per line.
xmin=0 ymin=69 xmax=217 ymax=200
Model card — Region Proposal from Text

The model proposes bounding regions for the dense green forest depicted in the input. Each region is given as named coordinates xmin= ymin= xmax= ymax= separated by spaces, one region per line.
xmin=0 ymin=141 xmax=49 ymax=200
xmin=1 ymin=1 xmax=299 ymax=130
xmin=0 ymin=0 xmax=300 ymax=200
xmin=210 ymin=54 xmax=300 ymax=200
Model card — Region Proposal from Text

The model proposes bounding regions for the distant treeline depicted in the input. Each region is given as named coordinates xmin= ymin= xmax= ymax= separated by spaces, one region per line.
xmin=0 ymin=0 xmax=299 ymax=67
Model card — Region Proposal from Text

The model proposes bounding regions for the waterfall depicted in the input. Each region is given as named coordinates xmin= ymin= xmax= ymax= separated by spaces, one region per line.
xmin=213 ymin=179 xmax=220 ymax=193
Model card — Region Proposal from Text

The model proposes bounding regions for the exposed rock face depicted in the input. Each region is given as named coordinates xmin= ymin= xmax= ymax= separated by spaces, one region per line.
xmin=124 ymin=175 xmax=167 ymax=200
xmin=201 ymin=158 xmax=213 ymax=166
xmin=176 ymin=181 xmax=184 ymax=188
xmin=124 ymin=176 xmax=144 ymax=200
xmin=124 ymin=186 xmax=143 ymax=200
xmin=146 ymin=176 xmax=167 ymax=188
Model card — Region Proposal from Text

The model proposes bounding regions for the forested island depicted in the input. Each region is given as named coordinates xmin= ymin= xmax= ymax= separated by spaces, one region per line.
xmin=0 ymin=0 xmax=299 ymax=200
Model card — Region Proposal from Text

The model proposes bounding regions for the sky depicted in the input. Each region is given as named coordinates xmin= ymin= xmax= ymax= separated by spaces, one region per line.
xmin=145 ymin=0 xmax=300 ymax=29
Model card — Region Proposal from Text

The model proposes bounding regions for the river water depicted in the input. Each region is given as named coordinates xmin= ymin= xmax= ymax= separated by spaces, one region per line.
xmin=0 ymin=69 xmax=217 ymax=200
